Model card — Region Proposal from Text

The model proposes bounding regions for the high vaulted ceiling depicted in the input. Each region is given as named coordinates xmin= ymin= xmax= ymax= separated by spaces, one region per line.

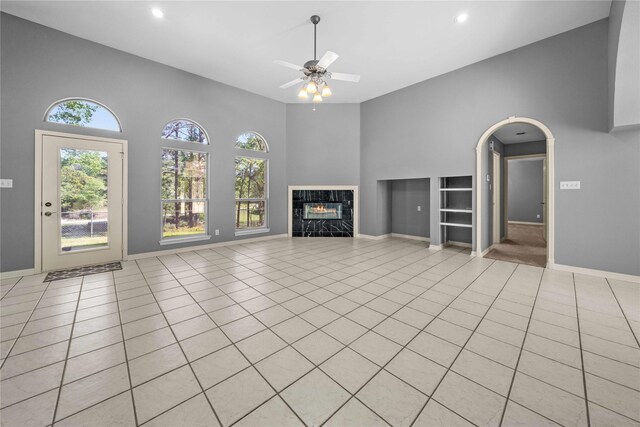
xmin=1 ymin=1 xmax=612 ymax=103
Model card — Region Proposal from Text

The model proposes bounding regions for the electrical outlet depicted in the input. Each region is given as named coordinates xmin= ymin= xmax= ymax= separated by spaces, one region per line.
xmin=537 ymin=214 xmax=541 ymax=219
xmin=417 ymin=206 xmax=421 ymax=212
xmin=214 ymin=229 xmax=220 ymax=236
xmin=560 ymin=181 xmax=580 ymax=190
xmin=0 ymin=179 xmax=13 ymax=188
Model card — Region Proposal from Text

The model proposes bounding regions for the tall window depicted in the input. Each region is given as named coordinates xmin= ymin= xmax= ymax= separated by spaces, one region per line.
xmin=235 ymin=132 xmax=268 ymax=231
xmin=45 ymin=98 xmax=121 ymax=131
xmin=161 ymin=149 xmax=208 ymax=240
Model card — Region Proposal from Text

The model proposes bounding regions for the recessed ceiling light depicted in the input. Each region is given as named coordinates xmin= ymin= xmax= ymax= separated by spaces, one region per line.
xmin=152 ymin=8 xmax=164 ymax=19
xmin=455 ymin=13 xmax=469 ymax=24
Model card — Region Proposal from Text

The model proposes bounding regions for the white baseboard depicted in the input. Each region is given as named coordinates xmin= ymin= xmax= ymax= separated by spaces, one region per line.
xmin=548 ymin=262 xmax=640 ymax=283
xmin=0 ymin=268 xmax=36 ymax=279
xmin=357 ymin=234 xmax=391 ymax=240
xmin=479 ymin=245 xmax=494 ymax=257
xmin=446 ymin=240 xmax=472 ymax=248
xmin=508 ymin=221 xmax=543 ymax=226
xmin=127 ymin=234 xmax=288 ymax=260
xmin=428 ymin=244 xmax=443 ymax=251
xmin=470 ymin=251 xmax=477 ymax=257
xmin=390 ymin=233 xmax=430 ymax=242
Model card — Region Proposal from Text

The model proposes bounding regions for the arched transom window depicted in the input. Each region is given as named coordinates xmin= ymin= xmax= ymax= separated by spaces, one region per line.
xmin=45 ymin=98 xmax=121 ymax=132
xmin=161 ymin=119 xmax=209 ymax=144
xmin=235 ymin=132 xmax=268 ymax=152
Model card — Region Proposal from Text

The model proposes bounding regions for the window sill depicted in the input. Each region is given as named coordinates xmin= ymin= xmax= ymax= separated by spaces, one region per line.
xmin=159 ymin=235 xmax=211 ymax=246
xmin=235 ymin=228 xmax=270 ymax=237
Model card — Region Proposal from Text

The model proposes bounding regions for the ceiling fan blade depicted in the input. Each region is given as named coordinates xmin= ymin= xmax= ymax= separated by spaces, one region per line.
xmin=279 ymin=78 xmax=304 ymax=89
xmin=329 ymin=72 xmax=361 ymax=83
xmin=274 ymin=60 xmax=305 ymax=71
xmin=317 ymin=51 xmax=339 ymax=69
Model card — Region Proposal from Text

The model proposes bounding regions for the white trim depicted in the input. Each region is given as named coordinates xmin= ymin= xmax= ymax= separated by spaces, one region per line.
xmin=235 ymin=131 xmax=270 ymax=153
xmin=446 ymin=240 xmax=472 ymax=248
xmin=476 ymin=117 xmax=555 ymax=263
xmin=128 ymin=233 xmax=288 ymax=260
xmin=235 ymin=228 xmax=271 ymax=237
xmin=0 ymin=269 xmax=36 ymax=279
xmin=508 ymin=221 xmax=543 ymax=226
xmin=159 ymin=235 xmax=212 ymax=246
xmin=43 ymin=97 xmax=123 ymax=132
xmin=34 ymin=129 xmax=129 ymax=273
xmin=161 ymin=118 xmax=210 ymax=145
xmin=480 ymin=245 xmax=494 ymax=257
xmin=288 ymin=185 xmax=359 ymax=237
xmin=390 ymin=233 xmax=430 ymax=242
xmin=549 ymin=262 xmax=640 ymax=283
xmin=428 ymin=244 xmax=444 ymax=251
xmin=357 ymin=233 xmax=390 ymax=240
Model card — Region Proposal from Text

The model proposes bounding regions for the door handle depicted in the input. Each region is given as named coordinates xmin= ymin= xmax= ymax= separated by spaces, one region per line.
xmin=44 ymin=211 xmax=57 ymax=216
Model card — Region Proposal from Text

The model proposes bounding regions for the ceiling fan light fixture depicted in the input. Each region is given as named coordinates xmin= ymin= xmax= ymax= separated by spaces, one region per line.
xmin=313 ymin=92 xmax=323 ymax=103
xmin=298 ymin=87 xmax=309 ymax=99
xmin=455 ymin=13 xmax=469 ymax=23
xmin=306 ymin=81 xmax=317 ymax=93
xmin=321 ymin=85 xmax=332 ymax=97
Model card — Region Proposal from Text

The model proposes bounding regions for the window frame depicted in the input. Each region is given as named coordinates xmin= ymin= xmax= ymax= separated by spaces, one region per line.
xmin=234 ymin=131 xmax=269 ymax=153
xmin=160 ymin=146 xmax=211 ymax=245
xmin=234 ymin=154 xmax=269 ymax=235
xmin=161 ymin=118 xmax=210 ymax=145
xmin=44 ymin=97 xmax=122 ymax=132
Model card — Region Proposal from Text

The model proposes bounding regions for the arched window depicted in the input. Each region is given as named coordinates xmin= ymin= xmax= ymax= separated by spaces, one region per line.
xmin=235 ymin=132 xmax=268 ymax=152
xmin=235 ymin=132 xmax=269 ymax=233
xmin=161 ymin=119 xmax=209 ymax=144
xmin=45 ymin=98 xmax=121 ymax=132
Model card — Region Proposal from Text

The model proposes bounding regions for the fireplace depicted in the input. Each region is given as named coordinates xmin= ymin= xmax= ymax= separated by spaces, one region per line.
xmin=304 ymin=203 xmax=342 ymax=220
xmin=288 ymin=187 xmax=358 ymax=237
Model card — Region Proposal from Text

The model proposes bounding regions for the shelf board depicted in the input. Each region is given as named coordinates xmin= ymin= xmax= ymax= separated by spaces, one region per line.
xmin=440 ymin=222 xmax=473 ymax=228
xmin=439 ymin=188 xmax=472 ymax=192
xmin=440 ymin=209 xmax=472 ymax=213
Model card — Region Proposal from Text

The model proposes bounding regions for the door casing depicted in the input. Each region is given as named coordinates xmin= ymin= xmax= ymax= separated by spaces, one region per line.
xmin=35 ymin=129 xmax=128 ymax=273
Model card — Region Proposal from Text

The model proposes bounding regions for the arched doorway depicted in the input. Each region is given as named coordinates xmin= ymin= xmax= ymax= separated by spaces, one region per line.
xmin=475 ymin=116 xmax=555 ymax=266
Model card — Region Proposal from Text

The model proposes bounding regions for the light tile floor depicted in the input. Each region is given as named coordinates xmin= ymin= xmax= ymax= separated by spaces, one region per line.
xmin=1 ymin=237 xmax=639 ymax=427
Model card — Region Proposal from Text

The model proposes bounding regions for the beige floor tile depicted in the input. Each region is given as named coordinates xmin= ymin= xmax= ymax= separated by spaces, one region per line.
xmin=145 ymin=393 xmax=220 ymax=427
xmin=586 ymin=373 xmax=640 ymax=421
xmin=293 ymin=330 xmax=344 ymax=365
xmin=523 ymin=333 xmax=583 ymax=369
xmin=253 ymin=305 xmax=294 ymax=327
xmin=271 ymin=316 xmax=316 ymax=343
xmin=220 ymin=316 xmax=265 ymax=342
xmin=281 ymin=368 xmax=350 ymax=427
xmin=321 ymin=347 xmax=379 ymax=394
xmin=133 ymin=365 xmax=202 ymax=424
xmin=56 ymin=363 xmax=129 ymax=420
xmin=501 ymin=400 xmax=558 ymax=427
xmin=346 ymin=306 xmax=387 ymax=328
xmin=208 ymin=304 xmax=250 ymax=326
xmin=425 ymin=319 xmax=472 ymax=347
xmin=581 ymin=334 xmax=640 ymax=367
xmin=432 ymin=371 xmax=505 ymax=427
xmin=236 ymin=329 xmax=287 ymax=363
xmin=69 ymin=325 xmax=122 ymax=358
xmin=1 ymin=340 xmax=68 ymax=380
xmin=171 ymin=314 xmax=216 ymax=341
xmin=56 ymin=391 xmax=135 ymax=427
xmin=452 ymin=350 xmax=514 ymax=397
xmin=349 ymin=331 xmax=402 ymax=366
xmin=11 ymin=324 xmax=72 ymax=355
xmin=256 ymin=346 xmax=314 ymax=391
xmin=518 ymin=350 xmax=585 ymax=397
xmin=322 ymin=317 xmax=368 ymax=345
xmin=392 ymin=306 xmax=434 ymax=329
xmin=192 ymin=345 xmax=249 ymax=389
xmin=163 ymin=303 xmax=206 ymax=324
xmin=588 ymin=402 xmax=640 ymax=427
xmin=413 ymin=399 xmax=474 ymax=427
xmin=206 ymin=367 xmax=275 ymax=426
xmin=325 ymin=398 xmax=388 ymax=427
xmin=373 ymin=317 xmax=420 ymax=346
xmin=64 ymin=342 xmax=126 ymax=384
xmin=235 ymin=396 xmax=304 ymax=427
xmin=125 ymin=327 xmax=175 ymax=360
xmin=0 ymin=388 xmax=58 ymax=427
xmin=408 ymin=332 xmax=461 ymax=367
xmin=129 ymin=343 xmax=187 ymax=386
xmin=0 ymin=361 xmax=64 ymax=408
xmin=509 ymin=372 xmax=588 ymax=426
xmin=386 ymin=349 xmax=447 ymax=396
xmin=181 ymin=327 xmax=231 ymax=361
xmin=583 ymin=351 xmax=640 ymax=391
xmin=300 ymin=306 xmax=341 ymax=328
xmin=357 ymin=370 xmax=428 ymax=427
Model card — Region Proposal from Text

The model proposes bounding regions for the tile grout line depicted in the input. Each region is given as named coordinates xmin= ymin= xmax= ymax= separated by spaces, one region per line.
xmin=407 ymin=261 xmax=520 ymax=427
xmin=572 ymin=274 xmax=591 ymax=427
xmin=604 ymin=278 xmax=640 ymax=349
xmin=50 ymin=275 xmax=86 ymax=425
xmin=496 ymin=268 xmax=545 ymax=427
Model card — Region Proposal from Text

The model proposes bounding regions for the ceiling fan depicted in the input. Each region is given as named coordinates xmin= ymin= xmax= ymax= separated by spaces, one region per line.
xmin=275 ymin=15 xmax=360 ymax=103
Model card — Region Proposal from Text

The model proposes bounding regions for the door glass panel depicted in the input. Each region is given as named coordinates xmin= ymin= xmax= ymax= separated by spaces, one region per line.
xmin=59 ymin=148 xmax=109 ymax=252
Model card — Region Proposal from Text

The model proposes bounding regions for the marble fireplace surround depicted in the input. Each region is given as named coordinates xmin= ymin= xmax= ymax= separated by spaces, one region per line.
xmin=287 ymin=185 xmax=359 ymax=237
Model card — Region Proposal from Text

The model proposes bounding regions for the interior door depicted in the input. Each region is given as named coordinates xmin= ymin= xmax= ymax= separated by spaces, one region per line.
xmin=492 ymin=151 xmax=501 ymax=245
xmin=41 ymin=134 xmax=124 ymax=271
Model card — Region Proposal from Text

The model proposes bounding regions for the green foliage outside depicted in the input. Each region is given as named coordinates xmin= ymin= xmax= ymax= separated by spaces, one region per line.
xmin=48 ymin=100 xmax=98 ymax=126
xmin=60 ymin=149 xmax=107 ymax=212
xmin=235 ymin=133 xmax=267 ymax=151
xmin=235 ymin=157 xmax=266 ymax=228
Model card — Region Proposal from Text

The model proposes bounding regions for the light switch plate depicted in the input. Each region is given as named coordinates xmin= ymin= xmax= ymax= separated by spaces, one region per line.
xmin=560 ymin=181 xmax=580 ymax=190
xmin=417 ymin=206 xmax=421 ymax=212
xmin=0 ymin=179 xmax=13 ymax=188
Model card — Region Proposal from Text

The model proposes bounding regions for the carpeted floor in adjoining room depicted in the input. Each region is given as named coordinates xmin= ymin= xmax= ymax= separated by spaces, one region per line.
xmin=485 ymin=223 xmax=547 ymax=268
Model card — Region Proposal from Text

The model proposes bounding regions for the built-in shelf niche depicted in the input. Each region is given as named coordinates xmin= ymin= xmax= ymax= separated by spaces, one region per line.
xmin=440 ymin=176 xmax=473 ymax=247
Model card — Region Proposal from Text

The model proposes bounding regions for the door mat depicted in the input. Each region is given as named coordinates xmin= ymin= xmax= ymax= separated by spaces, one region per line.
xmin=45 ymin=261 xmax=122 ymax=282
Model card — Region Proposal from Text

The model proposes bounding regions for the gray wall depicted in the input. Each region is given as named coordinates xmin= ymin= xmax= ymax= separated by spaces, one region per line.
xmin=504 ymin=140 xmax=547 ymax=157
xmin=0 ymin=14 xmax=287 ymax=272
xmin=390 ymin=179 xmax=430 ymax=238
xmin=286 ymin=104 xmax=360 ymax=186
xmin=508 ymin=159 xmax=544 ymax=223
xmin=361 ymin=19 xmax=640 ymax=275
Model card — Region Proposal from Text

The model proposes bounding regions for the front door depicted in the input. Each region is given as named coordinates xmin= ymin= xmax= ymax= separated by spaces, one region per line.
xmin=40 ymin=133 xmax=125 ymax=271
